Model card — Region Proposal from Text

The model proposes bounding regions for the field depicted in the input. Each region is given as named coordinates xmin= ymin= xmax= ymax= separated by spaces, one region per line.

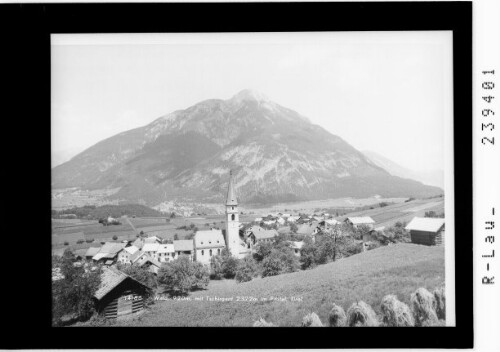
xmin=337 ymin=198 xmax=444 ymax=228
xmin=116 ymin=243 xmax=445 ymax=326
xmin=51 ymin=197 xmax=444 ymax=251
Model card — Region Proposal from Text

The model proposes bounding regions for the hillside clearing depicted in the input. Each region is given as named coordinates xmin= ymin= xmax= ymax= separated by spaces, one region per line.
xmin=117 ymin=243 xmax=444 ymax=326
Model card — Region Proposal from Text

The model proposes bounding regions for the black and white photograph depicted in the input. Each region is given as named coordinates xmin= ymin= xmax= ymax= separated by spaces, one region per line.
xmin=50 ymin=31 xmax=455 ymax=328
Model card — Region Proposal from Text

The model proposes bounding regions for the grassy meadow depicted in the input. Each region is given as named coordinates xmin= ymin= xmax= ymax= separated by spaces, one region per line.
xmin=117 ymin=243 xmax=444 ymax=327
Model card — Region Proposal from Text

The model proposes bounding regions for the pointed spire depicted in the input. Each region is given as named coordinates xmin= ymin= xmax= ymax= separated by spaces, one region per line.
xmin=226 ymin=170 xmax=238 ymax=206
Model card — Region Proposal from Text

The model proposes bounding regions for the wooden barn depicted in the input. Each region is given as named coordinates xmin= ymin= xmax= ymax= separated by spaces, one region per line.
xmin=405 ymin=217 xmax=445 ymax=246
xmin=94 ymin=267 xmax=151 ymax=319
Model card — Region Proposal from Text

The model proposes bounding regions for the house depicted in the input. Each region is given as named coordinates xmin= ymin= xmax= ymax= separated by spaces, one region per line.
xmin=144 ymin=236 xmax=162 ymax=244
xmin=73 ymin=249 xmax=88 ymax=261
xmin=132 ymin=237 xmax=145 ymax=250
xmin=194 ymin=229 xmax=226 ymax=264
xmin=244 ymin=225 xmax=265 ymax=238
xmin=287 ymin=216 xmax=299 ymax=223
xmin=276 ymin=217 xmax=286 ymax=225
xmin=254 ymin=217 xmax=263 ymax=222
xmin=134 ymin=253 xmax=162 ymax=274
xmin=117 ymin=245 xmax=139 ymax=264
xmin=173 ymin=240 xmax=194 ymax=260
xmin=263 ymin=220 xmax=276 ymax=226
xmin=92 ymin=242 xmax=126 ymax=265
xmin=405 ymin=217 xmax=445 ymax=246
xmin=157 ymin=244 xmax=175 ymax=263
xmin=344 ymin=217 xmax=375 ymax=229
xmin=247 ymin=229 xmax=278 ymax=248
xmin=290 ymin=241 xmax=305 ymax=256
xmin=94 ymin=266 xmax=151 ymax=319
xmin=142 ymin=242 xmax=160 ymax=258
xmin=297 ymin=221 xmax=321 ymax=236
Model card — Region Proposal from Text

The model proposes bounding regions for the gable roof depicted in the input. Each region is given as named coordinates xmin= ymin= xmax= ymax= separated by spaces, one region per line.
xmin=98 ymin=242 xmax=126 ymax=255
xmin=194 ymin=230 xmax=226 ymax=249
xmin=132 ymin=238 xmax=145 ymax=249
xmin=130 ymin=250 xmax=144 ymax=263
xmin=173 ymin=240 xmax=194 ymax=252
xmin=135 ymin=253 xmax=161 ymax=268
xmin=251 ymin=229 xmax=278 ymax=240
xmin=297 ymin=222 xmax=320 ymax=235
xmin=245 ymin=225 xmax=264 ymax=234
xmin=142 ymin=243 xmax=160 ymax=253
xmin=144 ymin=236 xmax=162 ymax=244
xmin=158 ymin=244 xmax=175 ymax=253
xmin=346 ymin=217 xmax=375 ymax=225
xmin=405 ymin=217 xmax=445 ymax=233
xmin=94 ymin=266 xmax=150 ymax=301
xmin=124 ymin=245 xmax=139 ymax=255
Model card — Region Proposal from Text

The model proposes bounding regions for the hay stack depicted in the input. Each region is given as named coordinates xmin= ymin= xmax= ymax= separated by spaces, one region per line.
xmin=346 ymin=301 xmax=379 ymax=327
xmin=301 ymin=312 xmax=324 ymax=327
xmin=328 ymin=304 xmax=347 ymax=327
xmin=410 ymin=287 xmax=438 ymax=326
xmin=380 ymin=294 xmax=414 ymax=327
xmin=253 ymin=318 xmax=277 ymax=327
xmin=433 ymin=286 xmax=446 ymax=320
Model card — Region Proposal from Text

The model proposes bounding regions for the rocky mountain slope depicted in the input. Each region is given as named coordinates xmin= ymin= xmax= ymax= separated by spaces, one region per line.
xmin=52 ymin=89 xmax=443 ymax=205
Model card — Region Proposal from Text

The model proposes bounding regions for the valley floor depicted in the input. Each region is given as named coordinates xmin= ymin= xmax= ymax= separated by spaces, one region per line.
xmin=116 ymin=243 xmax=444 ymax=327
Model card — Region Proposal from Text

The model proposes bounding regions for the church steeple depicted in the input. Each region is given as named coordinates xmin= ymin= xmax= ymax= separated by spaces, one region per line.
xmin=226 ymin=170 xmax=238 ymax=206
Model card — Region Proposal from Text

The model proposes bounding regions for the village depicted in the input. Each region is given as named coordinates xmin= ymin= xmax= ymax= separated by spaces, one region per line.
xmin=52 ymin=171 xmax=445 ymax=323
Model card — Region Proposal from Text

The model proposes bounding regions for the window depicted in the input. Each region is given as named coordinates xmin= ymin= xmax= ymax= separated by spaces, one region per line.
xmin=201 ymin=250 xmax=204 ymax=256
xmin=231 ymin=214 xmax=235 ymax=221
xmin=209 ymin=249 xmax=212 ymax=256
xmin=232 ymin=206 xmax=234 ymax=210
xmin=217 ymin=248 xmax=221 ymax=255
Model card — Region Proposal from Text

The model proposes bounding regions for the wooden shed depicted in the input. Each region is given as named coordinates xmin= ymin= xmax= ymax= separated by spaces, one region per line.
xmin=405 ymin=217 xmax=445 ymax=246
xmin=94 ymin=267 xmax=151 ymax=319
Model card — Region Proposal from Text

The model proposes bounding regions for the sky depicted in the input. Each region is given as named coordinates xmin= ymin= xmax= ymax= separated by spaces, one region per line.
xmin=51 ymin=32 xmax=453 ymax=172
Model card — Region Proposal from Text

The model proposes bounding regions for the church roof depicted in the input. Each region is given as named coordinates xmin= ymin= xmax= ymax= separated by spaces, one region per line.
xmin=226 ymin=170 xmax=238 ymax=206
xmin=194 ymin=230 xmax=226 ymax=249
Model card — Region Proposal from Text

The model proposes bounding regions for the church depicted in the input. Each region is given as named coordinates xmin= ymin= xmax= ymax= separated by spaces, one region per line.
xmin=193 ymin=171 xmax=250 ymax=264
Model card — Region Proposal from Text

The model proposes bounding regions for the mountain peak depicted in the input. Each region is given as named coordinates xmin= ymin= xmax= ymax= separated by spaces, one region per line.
xmin=230 ymin=89 xmax=270 ymax=103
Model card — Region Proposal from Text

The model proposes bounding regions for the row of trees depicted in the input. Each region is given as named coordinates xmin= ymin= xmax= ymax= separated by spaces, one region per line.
xmin=52 ymin=204 xmax=167 ymax=220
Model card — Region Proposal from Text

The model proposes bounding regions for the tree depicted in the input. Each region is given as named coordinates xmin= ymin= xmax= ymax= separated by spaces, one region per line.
xmin=158 ymin=256 xmax=210 ymax=295
xmin=210 ymin=249 xmax=239 ymax=279
xmin=235 ymin=256 xmax=259 ymax=283
xmin=112 ymin=235 xmax=118 ymax=241
xmin=116 ymin=262 xmax=158 ymax=290
xmin=261 ymin=248 xmax=299 ymax=277
xmin=173 ymin=234 xmax=179 ymax=241
xmin=290 ymin=222 xmax=298 ymax=233
xmin=52 ymin=254 xmax=101 ymax=326
xmin=252 ymin=241 xmax=274 ymax=262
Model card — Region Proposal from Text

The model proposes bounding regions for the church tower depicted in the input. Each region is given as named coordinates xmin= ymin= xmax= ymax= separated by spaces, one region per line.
xmin=225 ymin=170 xmax=240 ymax=257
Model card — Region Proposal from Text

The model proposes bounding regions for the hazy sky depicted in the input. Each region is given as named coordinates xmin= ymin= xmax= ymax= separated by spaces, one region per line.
xmin=52 ymin=32 xmax=452 ymax=172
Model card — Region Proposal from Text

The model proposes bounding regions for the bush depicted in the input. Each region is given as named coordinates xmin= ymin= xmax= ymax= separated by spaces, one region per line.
xmin=253 ymin=242 xmax=274 ymax=262
xmin=64 ymin=242 xmax=69 ymax=246
xmin=346 ymin=301 xmax=379 ymax=327
xmin=301 ymin=312 xmax=324 ymax=327
xmin=261 ymin=248 xmax=299 ymax=277
xmin=433 ymin=286 xmax=446 ymax=320
xmin=410 ymin=287 xmax=438 ymax=326
xmin=158 ymin=256 xmax=210 ymax=295
xmin=328 ymin=304 xmax=347 ymax=327
xmin=380 ymin=294 xmax=414 ymax=327
xmin=112 ymin=235 xmax=118 ymax=241
xmin=76 ymin=239 xmax=84 ymax=244
xmin=253 ymin=318 xmax=277 ymax=327
xmin=289 ymin=223 xmax=298 ymax=233
xmin=86 ymin=239 xmax=94 ymax=243
xmin=235 ymin=256 xmax=259 ymax=283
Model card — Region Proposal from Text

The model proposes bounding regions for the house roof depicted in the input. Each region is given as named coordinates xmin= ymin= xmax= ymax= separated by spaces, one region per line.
xmin=135 ymin=253 xmax=161 ymax=268
xmin=130 ymin=250 xmax=144 ymax=263
xmin=251 ymin=229 xmax=278 ymax=240
xmin=144 ymin=236 xmax=162 ymax=244
xmin=98 ymin=242 xmax=126 ymax=255
xmin=245 ymin=225 xmax=264 ymax=234
xmin=142 ymin=243 xmax=160 ymax=253
xmin=74 ymin=249 xmax=88 ymax=258
xmin=297 ymin=222 xmax=320 ymax=235
xmin=226 ymin=170 xmax=238 ymax=206
xmin=405 ymin=217 xmax=445 ymax=233
xmin=173 ymin=240 xmax=194 ymax=252
xmin=346 ymin=217 xmax=375 ymax=225
xmin=158 ymin=244 xmax=174 ymax=253
xmin=124 ymin=245 xmax=139 ymax=255
xmin=92 ymin=252 xmax=107 ymax=261
xmin=194 ymin=230 xmax=226 ymax=249
xmin=94 ymin=267 xmax=149 ymax=301
xmin=291 ymin=241 xmax=305 ymax=250
xmin=132 ymin=238 xmax=145 ymax=249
